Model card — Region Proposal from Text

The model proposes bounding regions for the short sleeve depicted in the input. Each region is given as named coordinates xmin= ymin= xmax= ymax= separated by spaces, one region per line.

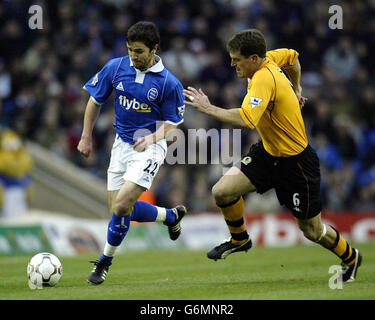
xmin=83 ymin=58 xmax=121 ymax=105
xmin=161 ymin=81 xmax=185 ymax=125
xmin=266 ymin=49 xmax=299 ymax=69
xmin=239 ymin=70 xmax=274 ymax=128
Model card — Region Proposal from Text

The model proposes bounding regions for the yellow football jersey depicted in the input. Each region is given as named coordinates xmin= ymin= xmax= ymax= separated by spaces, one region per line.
xmin=238 ymin=48 xmax=308 ymax=157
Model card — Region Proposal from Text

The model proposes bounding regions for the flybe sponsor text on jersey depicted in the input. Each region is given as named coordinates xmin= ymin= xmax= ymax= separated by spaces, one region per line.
xmin=119 ymin=95 xmax=152 ymax=112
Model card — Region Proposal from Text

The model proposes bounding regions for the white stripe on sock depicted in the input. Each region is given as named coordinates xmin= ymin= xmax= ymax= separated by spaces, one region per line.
xmin=103 ymin=241 xmax=118 ymax=257
xmin=155 ymin=206 xmax=167 ymax=222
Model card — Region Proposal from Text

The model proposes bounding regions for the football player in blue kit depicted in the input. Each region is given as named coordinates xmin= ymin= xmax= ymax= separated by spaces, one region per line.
xmin=77 ymin=21 xmax=187 ymax=285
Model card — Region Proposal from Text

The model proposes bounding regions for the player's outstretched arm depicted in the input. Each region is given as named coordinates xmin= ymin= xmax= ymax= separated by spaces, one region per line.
xmin=183 ymin=87 xmax=247 ymax=128
xmin=77 ymin=96 xmax=101 ymax=158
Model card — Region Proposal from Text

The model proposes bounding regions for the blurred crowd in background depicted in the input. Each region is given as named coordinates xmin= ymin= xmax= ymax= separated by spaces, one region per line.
xmin=1 ymin=0 xmax=374 ymax=214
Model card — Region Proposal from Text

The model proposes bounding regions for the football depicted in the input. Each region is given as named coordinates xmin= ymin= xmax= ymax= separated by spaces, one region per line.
xmin=27 ymin=252 xmax=63 ymax=289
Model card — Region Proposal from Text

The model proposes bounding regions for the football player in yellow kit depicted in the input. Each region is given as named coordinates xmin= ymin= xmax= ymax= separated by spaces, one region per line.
xmin=184 ymin=29 xmax=361 ymax=282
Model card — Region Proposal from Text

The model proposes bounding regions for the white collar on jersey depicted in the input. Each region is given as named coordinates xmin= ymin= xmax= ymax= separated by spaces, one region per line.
xmin=129 ymin=55 xmax=164 ymax=73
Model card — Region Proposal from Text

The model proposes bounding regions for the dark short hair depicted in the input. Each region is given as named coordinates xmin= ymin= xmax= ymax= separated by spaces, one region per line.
xmin=226 ymin=29 xmax=267 ymax=58
xmin=126 ymin=21 xmax=160 ymax=50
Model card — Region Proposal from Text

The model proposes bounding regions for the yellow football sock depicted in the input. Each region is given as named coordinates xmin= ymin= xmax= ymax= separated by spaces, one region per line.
xmin=331 ymin=228 xmax=356 ymax=266
xmin=218 ymin=197 xmax=249 ymax=245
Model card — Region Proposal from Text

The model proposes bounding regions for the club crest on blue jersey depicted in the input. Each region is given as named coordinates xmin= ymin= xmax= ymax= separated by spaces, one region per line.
xmin=147 ymin=88 xmax=158 ymax=101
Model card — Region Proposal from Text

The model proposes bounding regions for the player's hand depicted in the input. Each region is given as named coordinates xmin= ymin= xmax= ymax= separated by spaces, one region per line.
xmin=294 ymin=87 xmax=308 ymax=109
xmin=297 ymin=93 xmax=308 ymax=109
xmin=183 ymin=87 xmax=211 ymax=113
xmin=77 ymin=137 xmax=93 ymax=158
xmin=133 ymin=135 xmax=153 ymax=152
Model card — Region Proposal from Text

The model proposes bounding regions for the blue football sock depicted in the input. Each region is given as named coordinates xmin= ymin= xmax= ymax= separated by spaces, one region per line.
xmin=131 ymin=201 xmax=158 ymax=222
xmin=130 ymin=201 xmax=176 ymax=225
xmin=164 ymin=208 xmax=177 ymax=225
xmin=106 ymin=213 xmax=130 ymax=246
xmin=99 ymin=253 xmax=113 ymax=263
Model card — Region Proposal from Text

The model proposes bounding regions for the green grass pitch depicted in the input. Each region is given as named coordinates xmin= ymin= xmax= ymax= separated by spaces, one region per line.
xmin=1 ymin=242 xmax=375 ymax=300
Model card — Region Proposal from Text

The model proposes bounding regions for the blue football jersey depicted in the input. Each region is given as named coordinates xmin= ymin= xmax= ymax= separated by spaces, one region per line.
xmin=83 ymin=55 xmax=185 ymax=144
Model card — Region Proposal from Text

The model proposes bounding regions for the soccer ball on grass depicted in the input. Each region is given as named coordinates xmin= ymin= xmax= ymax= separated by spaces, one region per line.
xmin=27 ymin=252 xmax=63 ymax=289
